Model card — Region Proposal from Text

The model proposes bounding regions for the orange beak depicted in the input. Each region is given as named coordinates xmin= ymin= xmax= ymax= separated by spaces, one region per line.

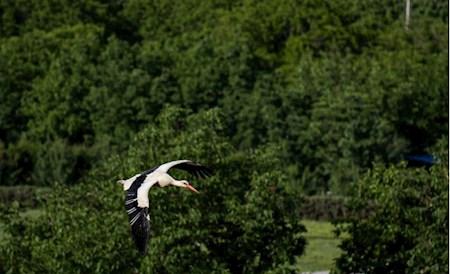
xmin=185 ymin=184 xmax=199 ymax=193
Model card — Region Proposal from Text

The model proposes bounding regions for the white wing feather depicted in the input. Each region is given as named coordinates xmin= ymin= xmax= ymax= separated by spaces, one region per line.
xmin=155 ymin=160 xmax=192 ymax=173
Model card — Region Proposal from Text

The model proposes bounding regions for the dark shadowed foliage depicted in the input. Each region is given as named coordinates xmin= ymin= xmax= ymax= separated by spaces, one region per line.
xmin=334 ymin=138 xmax=448 ymax=273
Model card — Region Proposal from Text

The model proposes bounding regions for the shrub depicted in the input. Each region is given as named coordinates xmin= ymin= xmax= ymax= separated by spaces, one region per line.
xmin=1 ymin=107 xmax=306 ymax=273
xmin=0 ymin=186 xmax=49 ymax=207
xmin=299 ymin=196 xmax=348 ymax=221
xmin=0 ymin=139 xmax=38 ymax=186
xmin=334 ymin=138 xmax=448 ymax=273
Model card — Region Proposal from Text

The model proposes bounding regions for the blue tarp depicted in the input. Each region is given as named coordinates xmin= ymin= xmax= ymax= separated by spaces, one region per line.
xmin=405 ymin=154 xmax=437 ymax=165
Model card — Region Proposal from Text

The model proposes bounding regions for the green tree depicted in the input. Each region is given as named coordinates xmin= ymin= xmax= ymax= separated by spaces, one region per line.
xmin=334 ymin=137 xmax=448 ymax=273
xmin=1 ymin=107 xmax=306 ymax=273
xmin=21 ymin=24 xmax=102 ymax=142
xmin=1 ymin=0 xmax=447 ymax=191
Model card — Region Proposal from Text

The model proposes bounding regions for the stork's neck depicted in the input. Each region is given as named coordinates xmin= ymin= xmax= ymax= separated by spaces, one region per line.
xmin=155 ymin=172 xmax=176 ymax=187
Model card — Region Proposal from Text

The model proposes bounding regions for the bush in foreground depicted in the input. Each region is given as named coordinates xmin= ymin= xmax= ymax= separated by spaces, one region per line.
xmin=334 ymin=138 xmax=448 ymax=273
xmin=1 ymin=107 xmax=306 ymax=273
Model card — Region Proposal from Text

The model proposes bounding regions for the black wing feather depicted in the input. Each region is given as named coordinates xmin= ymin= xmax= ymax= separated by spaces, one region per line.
xmin=125 ymin=174 xmax=152 ymax=256
xmin=170 ymin=161 xmax=215 ymax=179
xmin=130 ymin=207 xmax=150 ymax=256
xmin=128 ymin=167 xmax=157 ymax=192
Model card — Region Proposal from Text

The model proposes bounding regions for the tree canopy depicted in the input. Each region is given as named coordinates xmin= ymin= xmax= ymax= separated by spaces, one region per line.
xmin=335 ymin=138 xmax=448 ymax=273
xmin=1 ymin=107 xmax=306 ymax=273
xmin=0 ymin=0 xmax=447 ymax=193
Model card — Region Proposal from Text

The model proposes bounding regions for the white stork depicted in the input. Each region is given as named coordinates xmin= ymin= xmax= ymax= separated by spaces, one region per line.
xmin=117 ymin=160 xmax=214 ymax=256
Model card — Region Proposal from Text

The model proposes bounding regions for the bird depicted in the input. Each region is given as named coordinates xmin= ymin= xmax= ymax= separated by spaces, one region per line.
xmin=116 ymin=160 xmax=214 ymax=256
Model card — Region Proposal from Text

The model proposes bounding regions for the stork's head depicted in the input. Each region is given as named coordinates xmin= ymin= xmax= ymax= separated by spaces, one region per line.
xmin=171 ymin=180 xmax=199 ymax=193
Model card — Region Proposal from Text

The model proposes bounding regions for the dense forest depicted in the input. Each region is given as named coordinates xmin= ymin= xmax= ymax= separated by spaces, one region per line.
xmin=0 ymin=0 xmax=448 ymax=273
xmin=1 ymin=0 xmax=447 ymax=193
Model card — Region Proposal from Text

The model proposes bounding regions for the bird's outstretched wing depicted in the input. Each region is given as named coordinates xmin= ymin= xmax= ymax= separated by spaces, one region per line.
xmin=122 ymin=161 xmax=213 ymax=255
xmin=156 ymin=160 xmax=215 ymax=179
xmin=125 ymin=178 xmax=151 ymax=256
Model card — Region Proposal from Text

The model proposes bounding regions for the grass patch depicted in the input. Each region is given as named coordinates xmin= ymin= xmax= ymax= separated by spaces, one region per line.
xmin=20 ymin=208 xmax=44 ymax=218
xmin=296 ymin=220 xmax=345 ymax=272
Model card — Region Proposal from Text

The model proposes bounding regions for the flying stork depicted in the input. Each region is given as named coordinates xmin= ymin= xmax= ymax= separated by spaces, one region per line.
xmin=117 ymin=160 xmax=214 ymax=256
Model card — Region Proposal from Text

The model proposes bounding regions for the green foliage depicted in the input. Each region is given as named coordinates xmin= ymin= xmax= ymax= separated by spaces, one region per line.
xmin=0 ymin=29 xmax=56 ymax=142
xmin=0 ymin=0 xmax=447 ymax=194
xmin=1 ymin=107 xmax=306 ymax=273
xmin=334 ymin=138 xmax=449 ymax=273
xmin=21 ymin=24 xmax=102 ymax=142
xmin=0 ymin=1 xmax=448 ymax=272
xmin=33 ymin=138 xmax=90 ymax=186
xmin=0 ymin=186 xmax=48 ymax=207
xmin=0 ymin=138 xmax=37 ymax=186
xmin=299 ymin=196 xmax=348 ymax=221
